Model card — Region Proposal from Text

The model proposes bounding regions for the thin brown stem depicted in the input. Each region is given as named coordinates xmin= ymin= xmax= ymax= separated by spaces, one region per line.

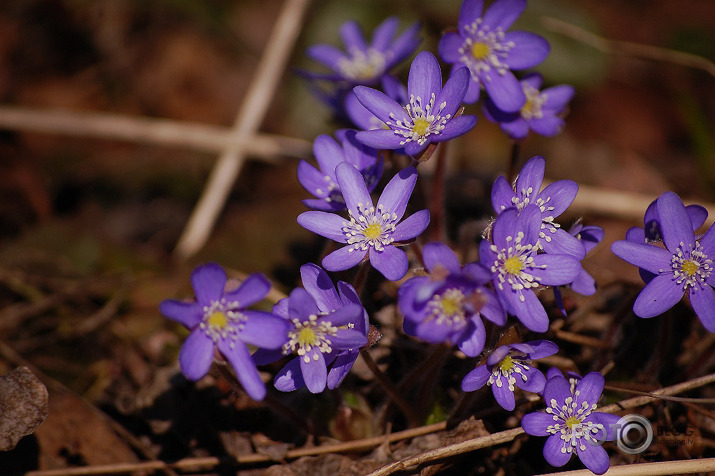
xmin=428 ymin=142 xmax=448 ymax=242
xmin=359 ymin=349 xmax=420 ymax=428
xmin=507 ymin=140 xmax=521 ymax=183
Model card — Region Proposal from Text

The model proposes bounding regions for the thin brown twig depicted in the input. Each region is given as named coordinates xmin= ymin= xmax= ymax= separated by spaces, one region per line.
xmin=0 ymin=106 xmax=311 ymax=159
xmin=541 ymin=16 xmax=715 ymax=79
xmin=173 ymin=0 xmax=312 ymax=259
xmin=25 ymin=421 xmax=449 ymax=476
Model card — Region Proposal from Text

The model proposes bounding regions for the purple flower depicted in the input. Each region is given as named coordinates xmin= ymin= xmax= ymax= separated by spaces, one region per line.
xmin=492 ymin=155 xmax=586 ymax=259
xmin=159 ymin=263 xmax=289 ymax=401
xmin=298 ymin=130 xmax=384 ymax=211
xmin=253 ymin=264 xmax=368 ymax=393
xmin=344 ymin=75 xmax=408 ymax=131
xmin=626 ymin=198 xmax=707 ymax=245
xmin=399 ymin=241 xmax=506 ymax=356
xmin=298 ymin=163 xmax=430 ymax=281
xmin=461 ymin=340 xmax=558 ymax=411
xmin=479 ymin=205 xmax=582 ymax=332
xmin=353 ymin=50 xmax=477 ymax=158
xmin=305 ymin=17 xmax=421 ymax=86
xmin=483 ymin=73 xmax=574 ymax=140
xmin=611 ymin=191 xmax=715 ymax=331
xmin=438 ymin=0 xmax=550 ymax=110
xmin=553 ymin=223 xmax=604 ymax=314
xmin=522 ymin=372 xmax=621 ymax=475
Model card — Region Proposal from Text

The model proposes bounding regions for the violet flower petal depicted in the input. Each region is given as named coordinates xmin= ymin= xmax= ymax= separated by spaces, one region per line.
xmin=633 ymin=273 xmax=684 ymax=317
xmin=179 ymin=330 xmax=214 ymax=381
xmin=218 ymin=339 xmax=266 ymax=400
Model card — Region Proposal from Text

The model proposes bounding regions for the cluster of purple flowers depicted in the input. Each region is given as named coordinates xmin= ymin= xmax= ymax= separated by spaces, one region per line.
xmin=157 ymin=2 xmax=715 ymax=475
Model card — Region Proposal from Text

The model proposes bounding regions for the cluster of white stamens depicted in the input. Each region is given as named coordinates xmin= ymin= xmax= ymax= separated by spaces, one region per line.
xmin=544 ymin=390 xmax=604 ymax=454
xmin=337 ymin=48 xmax=388 ymax=82
xmin=315 ymin=175 xmax=344 ymax=205
xmin=342 ymin=203 xmax=398 ymax=252
xmin=504 ymin=185 xmax=560 ymax=245
xmin=491 ymin=232 xmax=543 ymax=301
xmin=520 ymin=86 xmax=547 ymax=120
xmin=487 ymin=354 xmax=530 ymax=392
xmin=199 ymin=299 xmax=247 ymax=346
xmin=388 ymin=93 xmax=450 ymax=145
xmin=668 ymin=241 xmax=712 ymax=290
xmin=282 ymin=314 xmax=338 ymax=364
xmin=425 ymin=288 xmax=468 ymax=328
xmin=458 ymin=20 xmax=514 ymax=82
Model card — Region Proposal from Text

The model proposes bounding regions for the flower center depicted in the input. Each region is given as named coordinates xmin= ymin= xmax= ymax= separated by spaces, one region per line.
xmin=669 ymin=241 xmax=712 ymax=290
xmin=363 ymin=223 xmax=383 ymax=240
xmin=342 ymin=203 xmax=398 ymax=253
xmin=520 ymin=86 xmax=546 ymax=120
xmin=503 ymin=256 xmax=524 ymax=275
xmin=283 ymin=314 xmax=338 ymax=363
xmin=386 ymin=93 xmax=451 ymax=146
xmin=545 ymin=391 xmax=603 ymax=454
xmin=412 ymin=117 xmax=431 ymax=136
xmin=208 ymin=311 xmax=228 ymax=329
xmin=426 ymin=288 xmax=468 ymax=329
xmin=200 ymin=299 xmax=246 ymax=344
xmin=487 ymin=352 xmax=530 ymax=392
xmin=682 ymin=259 xmax=699 ymax=276
xmin=458 ymin=20 xmax=514 ymax=81
xmin=491 ymin=232 xmax=542 ymax=301
xmin=336 ymin=48 xmax=387 ymax=82
xmin=471 ymin=41 xmax=491 ymax=60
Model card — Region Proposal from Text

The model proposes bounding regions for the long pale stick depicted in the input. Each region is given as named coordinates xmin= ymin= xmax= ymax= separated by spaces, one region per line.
xmin=174 ymin=0 xmax=312 ymax=259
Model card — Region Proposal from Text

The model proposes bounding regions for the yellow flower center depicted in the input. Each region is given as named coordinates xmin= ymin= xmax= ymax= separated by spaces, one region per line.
xmin=298 ymin=327 xmax=320 ymax=348
xmin=208 ymin=311 xmax=228 ymax=329
xmin=498 ymin=355 xmax=514 ymax=373
xmin=471 ymin=41 xmax=491 ymax=60
xmin=439 ymin=294 xmax=461 ymax=316
xmin=682 ymin=259 xmax=699 ymax=276
xmin=504 ymin=256 xmax=524 ymax=275
xmin=412 ymin=117 xmax=431 ymax=136
xmin=363 ymin=223 xmax=383 ymax=240
xmin=521 ymin=96 xmax=535 ymax=116
xmin=565 ymin=416 xmax=581 ymax=429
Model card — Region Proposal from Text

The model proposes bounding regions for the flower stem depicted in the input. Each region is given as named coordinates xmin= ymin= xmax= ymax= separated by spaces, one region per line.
xmin=359 ymin=349 xmax=420 ymax=428
xmin=428 ymin=142 xmax=448 ymax=242
xmin=507 ymin=140 xmax=521 ymax=183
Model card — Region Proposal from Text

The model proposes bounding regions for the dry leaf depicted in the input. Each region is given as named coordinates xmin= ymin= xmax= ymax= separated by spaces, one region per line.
xmin=0 ymin=366 xmax=48 ymax=451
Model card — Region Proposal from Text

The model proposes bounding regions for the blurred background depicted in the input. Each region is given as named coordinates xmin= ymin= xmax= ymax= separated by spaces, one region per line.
xmin=0 ymin=0 xmax=713 ymax=473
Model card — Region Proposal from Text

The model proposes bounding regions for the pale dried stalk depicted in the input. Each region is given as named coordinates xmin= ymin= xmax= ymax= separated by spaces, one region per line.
xmin=0 ymin=106 xmax=311 ymax=159
xmin=173 ymin=0 xmax=312 ymax=259
xmin=538 ymin=458 xmax=715 ymax=476
xmin=552 ymin=181 xmax=715 ymax=227
xmin=365 ymin=372 xmax=715 ymax=476
xmin=542 ymin=16 xmax=715 ymax=78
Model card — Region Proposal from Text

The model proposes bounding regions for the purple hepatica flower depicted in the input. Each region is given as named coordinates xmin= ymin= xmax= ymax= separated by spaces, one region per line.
xmin=353 ymin=50 xmax=477 ymax=158
xmin=479 ymin=205 xmax=582 ymax=332
xmin=611 ymin=191 xmax=715 ymax=331
xmin=345 ymin=75 xmax=408 ymax=132
xmin=159 ymin=263 xmax=289 ymax=401
xmin=438 ymin=0 xmax=550 ymax=110
xmin=522 ymin=372 xmax=620 ymax=475
xmin=298 ymin=162 xmax=430 ymax=281
xmin=553 ymin=223 xmax=604 ymax=315
xmin=298 ymin=130 xmax=384 ymax=212
xmin=253 ymin=264 xmax=368 ymax=393
xmin=492 ymin=155 xmax=586 ymax=259
xmin=399 ymin=241 xmax=506 ymax=356
xmin=483 ymin=73 xmax=575 ymax=140
xmin=461 ymin=340 xmax=558 ymax=411
xmin=305 ymin=17 xmax=421 ymax=86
